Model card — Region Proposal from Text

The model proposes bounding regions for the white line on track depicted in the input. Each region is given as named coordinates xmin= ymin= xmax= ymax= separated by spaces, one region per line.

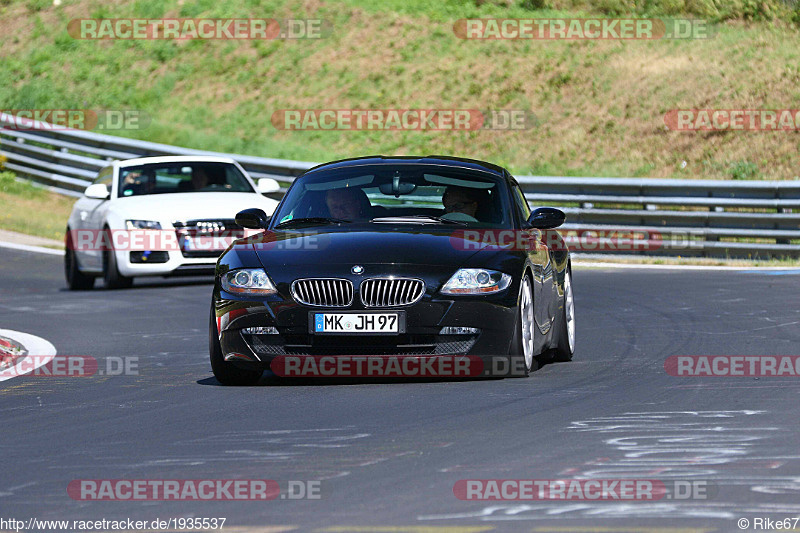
xmin=0 ymin=241 xmax=64 ymax=256
xmin=573 ymin=261 xmax=800 ymax=271
xmin=0 ymin=329 xmax=57 ymax=382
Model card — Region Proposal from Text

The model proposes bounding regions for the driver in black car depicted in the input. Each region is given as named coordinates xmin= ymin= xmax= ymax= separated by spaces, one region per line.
xmin=325 ymin=187 xmax=370 ymax=220
xmin=442 ymin=186 xmax=484 ymax=222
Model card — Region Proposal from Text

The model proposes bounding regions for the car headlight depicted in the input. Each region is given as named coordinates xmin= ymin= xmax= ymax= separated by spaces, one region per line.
xmin=221 ymin=268 xmax=277 ymax=295
xmin=441 ymin=268 xmax=512 ymax=295
xmin=126 ymin=220 xmax=161 ymax=230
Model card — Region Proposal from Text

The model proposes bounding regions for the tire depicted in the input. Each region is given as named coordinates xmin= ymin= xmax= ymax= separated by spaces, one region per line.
xmin=507 ymin=274 xmax=537 ymax=377
xmin=209 ymin=307 xmax=263 ymax=386
xmin=64 ymin=229 xmax=95 ymax=290
xmin=553 ymin=267 xmax=575 ymax=362
xmin=102 ymin=231 xmax=133 ymax=289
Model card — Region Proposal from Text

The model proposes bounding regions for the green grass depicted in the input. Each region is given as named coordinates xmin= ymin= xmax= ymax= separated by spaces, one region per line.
xmin=0 ymin=170 xmax=45 ymax=197
xmin=1 ymin=0 xmax=800 ymax=178
xmin=0 ymin=172 xmax=74 ymax=240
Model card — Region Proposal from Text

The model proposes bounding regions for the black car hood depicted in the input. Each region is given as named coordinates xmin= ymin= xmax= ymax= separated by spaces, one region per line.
xmin=247 ymin=227 xmax=490 ymax=269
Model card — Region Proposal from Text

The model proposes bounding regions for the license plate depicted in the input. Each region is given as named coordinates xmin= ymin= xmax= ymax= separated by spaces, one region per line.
xmin=311 ymin=312 xmax=405 ymax=335
xmin=179 ymin=235 xmax=228 ymax=252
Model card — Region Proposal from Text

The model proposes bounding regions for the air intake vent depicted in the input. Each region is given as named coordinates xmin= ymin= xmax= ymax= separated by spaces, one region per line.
xmin=360 ymin=278 xmax=425 ymax=307
xmin=291 ymin=278 xmax=353 ymax=307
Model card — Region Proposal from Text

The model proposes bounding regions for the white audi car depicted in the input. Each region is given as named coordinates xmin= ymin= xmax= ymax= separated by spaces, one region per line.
xmin=65 ymin=155 xmax=280 ymax=289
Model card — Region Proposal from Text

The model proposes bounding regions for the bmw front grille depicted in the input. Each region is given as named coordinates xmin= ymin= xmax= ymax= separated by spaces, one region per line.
xmin=291 ymin=277 xmax=425 ymax=308
xmin=291 ymin=278 xmax=354 ymax=307
xmin=360 ymin=278 xmax=425 ymax=307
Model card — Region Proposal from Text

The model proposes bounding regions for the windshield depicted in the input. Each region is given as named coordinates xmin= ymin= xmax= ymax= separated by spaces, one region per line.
xmin=272 ymin=164 xmax=512 ymax=227
xmin=117 ymin=162 xmax=254 ymax=197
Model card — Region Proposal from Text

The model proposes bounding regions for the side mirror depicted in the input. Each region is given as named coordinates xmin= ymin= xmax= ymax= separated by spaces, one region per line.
xmin=84 ymin=183 xmax=110 ymax=200
xmin=257 ymin=178 xmax=281 ymax=194
xmin=528 ymin=207 xmax=565 ymax=229
xmin=235 ymin=208 xmax=270 ymax=229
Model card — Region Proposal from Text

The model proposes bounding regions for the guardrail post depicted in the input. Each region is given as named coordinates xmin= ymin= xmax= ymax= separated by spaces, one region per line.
xmin=776 ymin=184 xmax=791 ymax=245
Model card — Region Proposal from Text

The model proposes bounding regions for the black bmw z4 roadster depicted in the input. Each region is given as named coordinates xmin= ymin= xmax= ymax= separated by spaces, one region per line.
xmin=209 ymin=156 xmax=575 ymax=385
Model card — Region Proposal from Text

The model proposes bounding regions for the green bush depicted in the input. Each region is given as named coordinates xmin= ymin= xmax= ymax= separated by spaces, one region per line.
xmin=0 ymin=171 xmax=46 ymax=197
xmin=683 ymin=0 xmax=720 ymax=17
xmin=728 ymin=160 xmax=760 ymax=180
xmin=24 ymin=0 xmax=49 ymax=12
xmin=643 ymin=0 xmax=687 ymax=14
xmin=597 ymin=0 xmax=634 ymax=15
xmin=521 ymin=0 xmax=549 ymax=9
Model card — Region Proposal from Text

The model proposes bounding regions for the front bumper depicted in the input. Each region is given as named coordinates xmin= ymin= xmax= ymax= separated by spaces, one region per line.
xmin=116 ymin=249 xmax=219 ymax=277
xmin=215 ymin=295 xmax=518 ymax=367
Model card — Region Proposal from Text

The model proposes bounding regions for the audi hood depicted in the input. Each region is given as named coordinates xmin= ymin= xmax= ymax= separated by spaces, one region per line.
xmin=111 ymin=193 xmax=279 ymax=226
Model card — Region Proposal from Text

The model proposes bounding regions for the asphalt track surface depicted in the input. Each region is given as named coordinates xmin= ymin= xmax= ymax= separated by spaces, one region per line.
xmin=2 ymin=246 xmax=800 ymax=533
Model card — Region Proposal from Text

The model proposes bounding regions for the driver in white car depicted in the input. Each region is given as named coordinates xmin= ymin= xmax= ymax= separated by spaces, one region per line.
xmin=192 ymin=167 xmax=210 ymax=190
xmin=121 ymin=169 xmax=156 ymax=196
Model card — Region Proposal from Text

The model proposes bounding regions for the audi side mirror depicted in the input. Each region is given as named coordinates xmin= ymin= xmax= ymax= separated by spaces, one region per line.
xmin=84 ymin=183 xmax=110 ymax=200
xmin=257 ymin=178 xmax=281 ymax=194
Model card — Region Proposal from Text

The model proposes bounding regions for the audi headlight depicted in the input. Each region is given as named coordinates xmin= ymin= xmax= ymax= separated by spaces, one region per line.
xmin=125 ymin=220 xmax=161 ymax=230
xmin=441 ymin=268 xmax=512 ymax=295
xmin=221 ymin=268 xmax=277 ymax=295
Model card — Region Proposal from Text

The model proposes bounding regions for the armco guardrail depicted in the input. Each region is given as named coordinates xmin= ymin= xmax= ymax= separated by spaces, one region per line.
xmin=1 ymin=114 xmax=798 ymax=259
xmin=0 ymin=112 xmax=314 ymax=198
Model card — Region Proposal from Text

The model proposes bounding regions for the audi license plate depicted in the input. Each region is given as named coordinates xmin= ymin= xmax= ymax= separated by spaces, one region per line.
xmin=310 ymin=312 xmax=405 ymax=335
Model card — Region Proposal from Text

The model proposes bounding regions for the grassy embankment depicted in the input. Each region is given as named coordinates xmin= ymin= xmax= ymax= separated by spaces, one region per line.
xmin=1 ymin=0 xmax=799 ymax=258
xmin=0 ymin=168 xmax=74 ymax=241
xmin=1 ymin=0 xmax=799 ymax=178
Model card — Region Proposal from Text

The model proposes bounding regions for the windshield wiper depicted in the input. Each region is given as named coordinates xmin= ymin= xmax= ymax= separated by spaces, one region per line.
xmin=370 ymin=215 xmax=469 ymax=226
xmin=274 ymin=217 xmax=351 ymax=229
